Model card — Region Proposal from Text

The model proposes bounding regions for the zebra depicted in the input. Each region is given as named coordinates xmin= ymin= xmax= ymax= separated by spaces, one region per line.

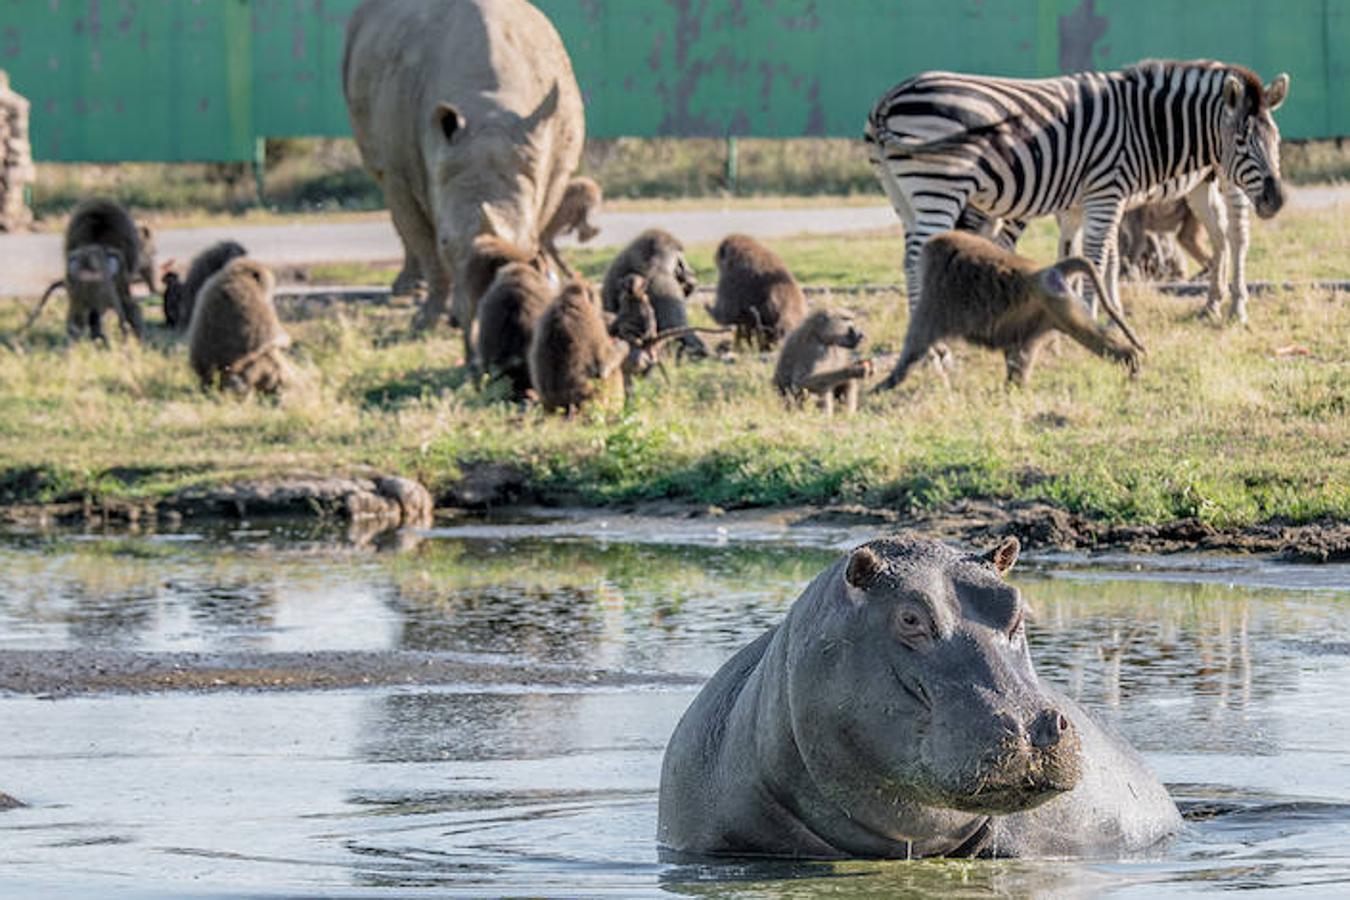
xmin=865 ymin=59 xmax=1288 ymax=388
xmin=1056 ymin=170 xmax=1257 ymax=323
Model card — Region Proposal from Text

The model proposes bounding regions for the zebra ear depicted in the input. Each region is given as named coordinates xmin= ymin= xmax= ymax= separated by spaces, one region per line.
xmin=1265 ymin=73 xmax=1289 ymax=111
xmin=1223 ymin=75 xmax=1244 ymax=114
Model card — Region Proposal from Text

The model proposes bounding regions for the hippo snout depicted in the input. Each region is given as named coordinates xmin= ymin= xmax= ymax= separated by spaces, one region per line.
xmin=1029 ymin=708 xmax=1071 ymax=749
xmin=1255 ymin=176 xmax=1285 ymax=219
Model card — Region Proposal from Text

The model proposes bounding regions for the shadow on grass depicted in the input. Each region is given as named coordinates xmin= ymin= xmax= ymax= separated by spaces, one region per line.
xmin=358 ymin=367 xmax=470 ymax=410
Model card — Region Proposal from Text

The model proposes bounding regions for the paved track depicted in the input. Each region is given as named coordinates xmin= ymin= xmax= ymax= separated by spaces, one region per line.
xmin=1 ymin=185 xmax=1344 ymax=297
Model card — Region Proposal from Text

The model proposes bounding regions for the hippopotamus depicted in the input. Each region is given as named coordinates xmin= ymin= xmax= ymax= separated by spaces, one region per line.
xmin=342 ymin=0 xmax=585 ymax=363
xmin=658 ymin=534 xmax=1181 ymax=859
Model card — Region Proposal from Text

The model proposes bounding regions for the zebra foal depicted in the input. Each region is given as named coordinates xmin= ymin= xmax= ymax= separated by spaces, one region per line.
xmin=866 ymin=59 xmax=1288 ymax=389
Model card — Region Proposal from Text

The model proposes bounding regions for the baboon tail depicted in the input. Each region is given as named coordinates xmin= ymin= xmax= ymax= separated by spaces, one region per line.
xmin=22 ymin=281 xmax=67 ymax=333
xmin=1053 ymin=257 xmax=1147 ymax=353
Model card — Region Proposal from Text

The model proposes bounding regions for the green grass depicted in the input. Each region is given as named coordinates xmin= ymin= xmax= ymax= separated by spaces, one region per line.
xmin=1 ymin=204 xmax=1346 ymax=528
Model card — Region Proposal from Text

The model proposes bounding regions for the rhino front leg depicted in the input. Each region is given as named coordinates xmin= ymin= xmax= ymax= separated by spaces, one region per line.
xmin=384 ymin=177 xmax=450 ymax=332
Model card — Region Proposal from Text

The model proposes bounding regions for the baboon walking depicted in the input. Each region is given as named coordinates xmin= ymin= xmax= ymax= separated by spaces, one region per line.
xmin=529 ymin=281 xmax=629 ymax=415
xmin=773 ymin=309 xmax=871 ymax=416
xmin=539 ymin=176 xmax=602 ymax=277
xmin=187 ymin=258 xmax=293 ymax=396
xmin=707 ymin=234 xmax=806 ymax=351
xmin=26 ymin=199 xmax=143 ymax=341
xmin=876 ymin=231 xmax=1146 ymax=391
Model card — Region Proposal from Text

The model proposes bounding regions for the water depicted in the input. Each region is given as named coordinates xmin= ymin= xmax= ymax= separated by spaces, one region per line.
xmin=0 ymin=518 xmax=1348 ymax=897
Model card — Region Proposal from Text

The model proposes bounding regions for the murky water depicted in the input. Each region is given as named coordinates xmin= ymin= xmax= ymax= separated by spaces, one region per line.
xmin=1 ymin=517 xmax=1348 ymax=897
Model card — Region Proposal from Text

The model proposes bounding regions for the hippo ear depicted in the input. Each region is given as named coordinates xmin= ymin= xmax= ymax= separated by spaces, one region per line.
xmin=983 ymin=537 xmax=1020 ymax=577
xmin=845 ymin=546 xmax=883 ymax=590
xmin=434 ymin=102 xmax=466 ymax=143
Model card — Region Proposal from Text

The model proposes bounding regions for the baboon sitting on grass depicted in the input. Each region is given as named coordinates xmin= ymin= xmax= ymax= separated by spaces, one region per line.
xmin=773 ymin=309 xmax=872 ymax=417
xmin=529 ymin=280 xmax=629 ymax=415
xmin=187 ymin=258 xmax=293 ymax=396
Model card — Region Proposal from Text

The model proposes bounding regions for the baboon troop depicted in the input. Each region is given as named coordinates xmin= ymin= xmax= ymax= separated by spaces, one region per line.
xmin=877 ymin=231 xmax=1146 ymax=391
xmin=168 ymin=240 xmax=248 ymax=331
xmin=476 ymin=261 xmax=554 ymax=400
xmin=187 ymin=257 xmax=293 ymax=396
xmin=773 ymin=309 xmax=871 ymax=416
xmin=540 ymin=176 xmax=602 ymax=276
xmin=707 ymin=234 xmax=806 ymax=351
xmin=529 ymin=280 xmax=628 ymax=414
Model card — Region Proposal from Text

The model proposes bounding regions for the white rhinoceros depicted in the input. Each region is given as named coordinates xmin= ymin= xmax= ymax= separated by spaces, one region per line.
xmin=343 ymin=0 xmax=585 ymax=364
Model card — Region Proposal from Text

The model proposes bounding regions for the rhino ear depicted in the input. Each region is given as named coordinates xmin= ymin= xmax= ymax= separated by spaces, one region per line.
xmin=983 ymin=537 xmax=1020 ymax=577
xmin=845 ymin=546 xmax=883 ymax=590
xmin=434 ymin=102 xmax=466 ymax=143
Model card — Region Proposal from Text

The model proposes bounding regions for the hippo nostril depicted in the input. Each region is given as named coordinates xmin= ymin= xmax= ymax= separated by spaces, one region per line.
xmin=1029 ymin=708 xmax=1069 ymax=749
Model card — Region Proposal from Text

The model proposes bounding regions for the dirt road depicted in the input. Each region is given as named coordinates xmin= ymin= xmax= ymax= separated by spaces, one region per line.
xmin=1 ymin=185 xmax=1345 ymax=297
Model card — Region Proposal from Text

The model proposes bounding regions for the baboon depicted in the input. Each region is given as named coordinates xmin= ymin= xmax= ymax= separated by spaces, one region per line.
xmin=540 ymin=176 xmax=602 ymax=277
xmin=876 ymin=231 xmax=1146 ymax=392
xmin=23 ymin=244 xmax=133 ymax=342
xmin=529 ymin=280 xmax=629 ymax=415
xmin=171 ymin=240 xmax=248 ymax=331
xmin=56 ymin=199 xmax=144 ymax=339
xmin=773 ymin=309 xmax=872 ymax=417
xmin=475 ymin=261 xmax=553 ymax=400
xmin=464 ymin=234 xmax=549 ymax=310
xmin=187 ymin=257 xmax=292 ymax=395
xmin=601 ymin=229 xmax=706 ymax=358
xmin=161 ymin=266 xmax=184 ymax=329
xmin=608 ymin=273 xmax=659 ymax=396
xmin=707 ymin=234 xmax=807 ymax=351
xmin=1119 ymin=200 xmax=1210 ymax=281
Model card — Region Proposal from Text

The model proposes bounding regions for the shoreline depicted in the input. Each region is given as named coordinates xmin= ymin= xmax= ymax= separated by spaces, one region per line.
xmin=2 ymin=467 xmax=1345 ymax=562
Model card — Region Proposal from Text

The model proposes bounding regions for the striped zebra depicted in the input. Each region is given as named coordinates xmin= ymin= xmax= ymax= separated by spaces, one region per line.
xmin=866 ymin=59 xmax=1288 ymax=387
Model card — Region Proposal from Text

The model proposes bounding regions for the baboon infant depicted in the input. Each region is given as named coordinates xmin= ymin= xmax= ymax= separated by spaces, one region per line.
xmin=475 ymin=261 xmax=553 ymax=400
xmin=608 ymin=273 xmax=659 ymax=396
xmin=26 ymin=244 xmax=131 ymax=342
xmin=601 ymin=228 xmax=706 ymax=358
xmin=707 ymin=234 xmax=807 ymax=351
xmin=168 ymin=240 xmax=249 ymax=331
xmin=187 ymin=258 xmax=292 ymax=395
xmin=773 ymin=309 xmax=872 ymax=416
xmin=539 ymin=176 xmax=602 ymax=276
xmin=1119 ymin=200 xmax=1209 ymax=281
xmin=877 ymin=231 xmax=1146 ymax=391
xmin=529 ymin=280 xmax=629 ymax=415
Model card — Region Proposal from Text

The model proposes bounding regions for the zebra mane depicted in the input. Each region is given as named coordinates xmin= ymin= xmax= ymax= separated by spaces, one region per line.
xmin=1126 ymin=59 xmax=1270 ymax=111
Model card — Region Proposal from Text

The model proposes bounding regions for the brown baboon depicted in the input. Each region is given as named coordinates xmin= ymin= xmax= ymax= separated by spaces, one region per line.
xmin=187 ymin=257 xmax=292 ymax=395
xmin=54 ymin=198 xmax=143 ymax=340
xmin=707 ymin=234 xmax=807 ymax=351
xmin=172 ymin=240 xmax=248 ymax=331
xmin=1119 ymin=200 xmax=1210 ymax=280
xmin=608 ymin=273 xmax=659 ymax=396
xmin=773 ymin=309 xmax=872 ymax=416
xmin=529 ymin=280 xmax=629 ymax=415
xmin=475 ymin=261 xmax=553 ymax=400
xmin=23 ymin=244 xmax=133 ymax=342
xmin=601 ymin=228 xmax=706 ymax=358
xmin=876 ymin=231 xmax=1147 ymax=391
xmin=540 ymin=176 xmax=602 ymax=277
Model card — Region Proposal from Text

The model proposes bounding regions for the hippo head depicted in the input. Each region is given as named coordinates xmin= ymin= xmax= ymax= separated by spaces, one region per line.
xmin=427 ymin=84 xmax=565 ymax=274
xmin=787 ymin=535 xmax=1081 ymax=834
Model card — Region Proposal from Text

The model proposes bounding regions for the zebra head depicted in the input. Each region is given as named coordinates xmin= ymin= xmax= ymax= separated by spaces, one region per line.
xmin=1220 ymin=70 xmax=1289 ymax=219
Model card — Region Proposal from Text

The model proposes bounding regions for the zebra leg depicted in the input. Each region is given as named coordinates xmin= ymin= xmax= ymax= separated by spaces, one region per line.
xmin=1188 ymin=179 xmax=1228 ymax=321
xmin=1078 ymin=197 xmax=1126 ymax=320
xmin=1224 ymin=185 xmax=1252 ymax=324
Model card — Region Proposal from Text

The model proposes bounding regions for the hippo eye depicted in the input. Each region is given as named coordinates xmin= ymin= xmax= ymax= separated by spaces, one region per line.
xmin=894 ymin=606 xmax=933 ymax=647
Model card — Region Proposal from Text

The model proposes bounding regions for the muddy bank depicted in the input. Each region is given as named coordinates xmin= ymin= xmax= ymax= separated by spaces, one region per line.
xmin=0 ymin=649 xmax=699 ymax=698
xmin=1 ymin=464 xmax=1346 ymax=560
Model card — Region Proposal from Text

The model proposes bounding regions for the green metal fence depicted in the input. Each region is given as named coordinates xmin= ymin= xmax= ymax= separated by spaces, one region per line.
xmin=2 ymin=0 xmax=1345 ymax=162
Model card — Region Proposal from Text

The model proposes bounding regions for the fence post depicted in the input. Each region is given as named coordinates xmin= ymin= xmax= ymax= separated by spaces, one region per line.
xmin=725 ymin=135 xmax=739 ymax=194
